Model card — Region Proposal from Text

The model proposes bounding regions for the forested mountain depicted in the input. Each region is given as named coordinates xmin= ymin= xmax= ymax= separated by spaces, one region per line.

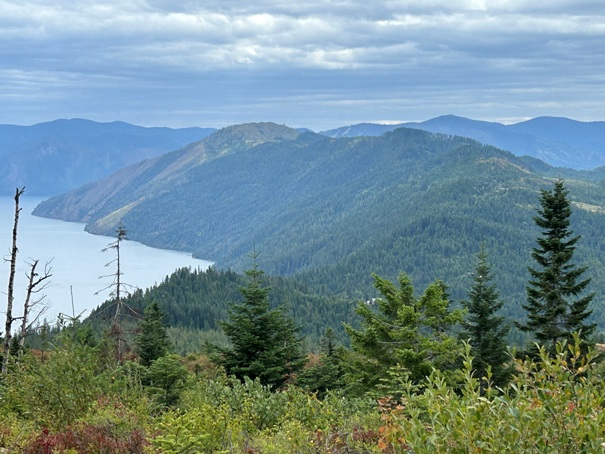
xmin=87 ymin=267 xmax=357 ymax=354
xmin=321 ymin=115 xmax=605 ymax=170
xmin=34 ymin=123 xmax=605 ymax=332
xmin=0 ymin=118 xmax=215 ymax=195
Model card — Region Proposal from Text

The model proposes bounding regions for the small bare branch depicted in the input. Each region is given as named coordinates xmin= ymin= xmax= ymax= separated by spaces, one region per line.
xmin=18 ymin=259 xmax=53 ymax=353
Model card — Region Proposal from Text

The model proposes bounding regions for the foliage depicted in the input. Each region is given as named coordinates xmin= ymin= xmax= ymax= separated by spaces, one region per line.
xmin=148 ymin=409 xmax=214 ymax=454
xmin=6 ymin=320 xmax=605 ymax=453
xmin=298 ymin=328 xmax=347 ymax=398
xmin=210 ymin=256 xmax=305 ymax=389
xmin=3 ymin=326 xmax=114 ymax=429
xmin=518 ymin=179 xmax=596 ymax=353
xmin=379 ymin=336 xmax=605 ymax=453
xmin=155 ymin=374 xmax=382 ymax=453
xmin=22 ymin=424 xmax=147 ymax=454
xmin=460 ymin=244 xmax=513 ymax=388
xmin=83 ymin=266 xmax=356 ymax=355
xmin=0 ymin=412 xmax=36 ymax=452
xmin=135 ymin=301 xmax=172 ymax=366
xmin=35 ymin=125 xmax=605 ymax=340
xmin=143 ymin=354 xmax=189 ymax=407
xmin=344 ymin=272 xmax=465 ymax=395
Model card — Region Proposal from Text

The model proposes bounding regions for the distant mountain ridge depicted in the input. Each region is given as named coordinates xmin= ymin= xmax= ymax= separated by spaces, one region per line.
xmin=5 ymin=115 xmax=603 ymax=197
xmin=0 ymin=118 xmax=216 ymax=195
xmin=33 ymin=123 xmax=605 ymax=332
xmin=321 ymin=115 xmax=605 ymax=170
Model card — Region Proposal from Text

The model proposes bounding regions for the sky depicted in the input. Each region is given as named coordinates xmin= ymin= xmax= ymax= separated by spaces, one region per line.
xmin=1 ymin=0 xmax=604 ymax=131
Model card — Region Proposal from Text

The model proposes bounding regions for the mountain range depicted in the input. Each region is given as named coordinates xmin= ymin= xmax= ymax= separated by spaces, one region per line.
xmin=321 ymin=115 xmax=605 ymax=170
xmin=33 ymin=122 xmax=605 ymax=331
xmin=0 ymin=118 xmax=215 ymax=195
xmin=2 ymin=115 xmax=604 ymax=198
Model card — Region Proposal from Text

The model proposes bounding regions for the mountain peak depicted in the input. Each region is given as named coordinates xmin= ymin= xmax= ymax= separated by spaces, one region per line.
xmin=208 ymin=122 xmax=301 ymax=145
xmin=421 ymin=114 xmax=500 ymax=127
xmin=184 ymin=122 xmax=302 ymax=160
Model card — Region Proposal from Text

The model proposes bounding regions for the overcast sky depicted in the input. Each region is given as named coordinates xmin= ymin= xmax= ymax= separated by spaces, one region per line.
xmin=1 ymin=0 xmax=604 ymax=131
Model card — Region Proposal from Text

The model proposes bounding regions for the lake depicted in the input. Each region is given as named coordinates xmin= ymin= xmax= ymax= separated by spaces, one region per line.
xmin=0 ymin=196 xmax=213 ymax=325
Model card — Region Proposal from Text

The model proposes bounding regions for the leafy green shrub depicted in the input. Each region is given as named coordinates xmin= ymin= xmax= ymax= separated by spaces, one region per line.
xmin=4 ymin=334 xmax=114 ymax=429
xmin=0 ymin=412 xmax=36 ymax=452
xmin=181 ymin=376 xmax=289 ymax=432
xmin=174 ymin=375 xmax=382 ymax=452
xmin=251 ymin=419 xmax=314 ymax=454
xmin=380 ymin=338 xmax=605 ymax=453
xmin=82 ymin=395 xmax=152 ymax=442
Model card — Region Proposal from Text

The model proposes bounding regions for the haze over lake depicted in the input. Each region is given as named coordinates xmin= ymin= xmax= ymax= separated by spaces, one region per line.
xmin=0 ymin=196 xmax=212 ymax=324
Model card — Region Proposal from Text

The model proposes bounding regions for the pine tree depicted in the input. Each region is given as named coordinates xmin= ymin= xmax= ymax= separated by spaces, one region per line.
xmin=344 ymin=272 xmax=464 ymax=395
xmin=213 ymin=253 xmax=305 ymax=389
xmin=135 ymin=301 xmax=172 ymax=367
xmin=517 ymin=179 xmax=596 ymax=353
xmin=460 ymin=245 xmax=512 ymax=389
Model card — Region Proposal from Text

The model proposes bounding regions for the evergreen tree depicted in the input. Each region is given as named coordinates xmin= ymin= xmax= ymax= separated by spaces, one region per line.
xmin=213 ymin=253 xmax=305 ymax=389
xmin=298 ymin=328 xmax=346 ymax=398
xmin=135 ymin=301 xmax=172 ymax=366
xmin=8 ymin=335 xmax=21 ymax=359
xmin=517 ymin=179 xmax=596 ymax=353
xmin=460 ymin=245 xmax=512 ymax=389
xmin=344 ymin=272 xmax=464 ymax=395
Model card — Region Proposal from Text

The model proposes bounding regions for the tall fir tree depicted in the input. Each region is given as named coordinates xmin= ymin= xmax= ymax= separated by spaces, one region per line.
xmin=213 ymin=253 xmax=305 ymax=389
xmin=460 ymin=245 xmax=512 ymax=389
xmin=517 ymin=179 xmax=596 ymax=353
xmin=135 ymin=301 xmax=172 ymax=366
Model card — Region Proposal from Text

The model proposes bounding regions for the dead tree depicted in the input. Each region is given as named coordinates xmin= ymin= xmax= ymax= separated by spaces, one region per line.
xmin=17 ymin=259 xmax=52 ymax=354
xmin=96 ymin=223 xmax=133 ymax=362
xmin=2 ymin=187 xmax=24 ymax=375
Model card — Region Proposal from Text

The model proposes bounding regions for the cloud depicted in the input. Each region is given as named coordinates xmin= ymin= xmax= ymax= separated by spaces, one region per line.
xmin=0 ymin=0 xmax=604 ymax=129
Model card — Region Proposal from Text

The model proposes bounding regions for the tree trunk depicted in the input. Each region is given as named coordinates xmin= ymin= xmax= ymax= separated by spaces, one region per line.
xmin=2 ymin=187 xmax=24 ymax=374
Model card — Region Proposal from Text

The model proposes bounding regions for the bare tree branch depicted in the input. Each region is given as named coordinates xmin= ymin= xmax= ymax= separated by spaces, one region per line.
xmin=18 ymin=259 xmax=52 ymax=353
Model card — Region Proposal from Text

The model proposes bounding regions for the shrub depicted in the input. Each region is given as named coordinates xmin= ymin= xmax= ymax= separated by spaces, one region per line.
xmin=21 ymin=423 xmax=147 ymax=454
xmin=379 ymin=338 xmax=605 ymax=453
xmin=4 ymin=335 xmax=113 ymax=429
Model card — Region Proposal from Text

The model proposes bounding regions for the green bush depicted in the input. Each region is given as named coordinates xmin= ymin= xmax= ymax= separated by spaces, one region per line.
xmin=4 ymin=334 xmax=113 ymax=429
xmin=379 ymin=338 xmax=605 ymax=453
xmin=168 ymin=375 xmax=382 ymax=452
xmin=144 ymin=354 xmax=190 ymax=407
xmin=148 ymin=409 xmax=220 ymax=454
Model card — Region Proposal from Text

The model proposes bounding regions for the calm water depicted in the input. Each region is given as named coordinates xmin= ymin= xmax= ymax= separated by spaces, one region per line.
xmin=0 ymin=196 xmax=212 ymax=324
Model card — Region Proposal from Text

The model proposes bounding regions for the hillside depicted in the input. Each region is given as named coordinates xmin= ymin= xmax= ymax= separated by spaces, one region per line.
xmin=34 ymin=123 xmax=605 ymax=332
xmin=321 ymin=115 xmax=605 ymax=170
xmin=86 ymin=266 xmax=357 ymax=353
xmin=0 ymin=118 xmax=215 ymax=195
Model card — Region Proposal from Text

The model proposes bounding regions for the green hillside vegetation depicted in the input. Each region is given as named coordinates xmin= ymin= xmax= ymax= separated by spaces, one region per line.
xmin=3 ymin=259 xmax=605 ymax=452
xmin=84 ymin=266 xmax=358 ymax=355
xmin=34 ymin=124 xmax=605 ymax=336
xmin=3 ymin=177 xmax=605 ymax=451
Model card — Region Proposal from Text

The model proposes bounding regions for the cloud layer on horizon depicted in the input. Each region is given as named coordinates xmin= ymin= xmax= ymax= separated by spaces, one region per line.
xmin=1 ymin=0 xmax=604 ymax=130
